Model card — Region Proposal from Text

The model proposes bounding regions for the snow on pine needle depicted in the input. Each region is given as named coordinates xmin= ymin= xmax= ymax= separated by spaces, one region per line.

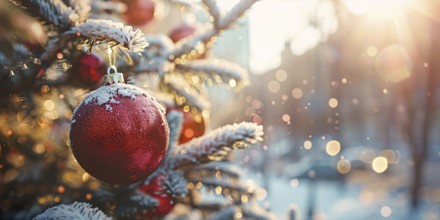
xmin=25 ymin=0 xmax=79 ymax=28
xmin=164 ymin=76 xmax=211 ymax=111
xmin=176 ymin=58 xmax=250 ymax=87
xmin=67 ymin=19 xmax=148 ymax=53
xmin=33 ymin=202 xmax=110 ymax=220
xmin=172 ymin=122 xmax=263 ymax=168
xmin=68 ymin=0 xmax=91 ymax=23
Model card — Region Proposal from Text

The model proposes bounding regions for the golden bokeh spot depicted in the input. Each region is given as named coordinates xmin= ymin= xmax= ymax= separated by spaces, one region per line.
xmin=291 ymin=88 xmax=303 ymax=99
xmin=326 ymin=140 xmax=341 ymax=156
xmin=303 ymin=140 xmax=312 ymax=150
xmin=372 ymin=156 xmax=388 ymax=173
xmin=328 ymin=98 xmax=338 ymax=108
xmin=337 ymin=159 xmax=351 ymax=174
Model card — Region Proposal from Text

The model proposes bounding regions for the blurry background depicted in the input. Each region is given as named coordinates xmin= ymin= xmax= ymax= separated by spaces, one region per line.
xmin=208 ymin=0 xmax=440 ymax=219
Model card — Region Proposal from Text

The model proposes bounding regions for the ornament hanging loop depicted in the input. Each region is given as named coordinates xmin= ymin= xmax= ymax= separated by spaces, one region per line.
xmin=105 ymin=66 xmax=125 ymax=84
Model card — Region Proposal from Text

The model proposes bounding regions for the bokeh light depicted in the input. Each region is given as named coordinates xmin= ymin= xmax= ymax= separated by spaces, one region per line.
xmin=376 ymin=44 xmax=412 ymax=83
xmin=304 ymin=140 xmax=313 ymax=150
xmin=372 ymin=156 xmax=388 ymax=173
xmin=328 ymin=98 xmax=338 ymax=108
xmin=337 ymin=158 xmax=351 ymax=174
xmin=380 ymin=205 xmax=392 ymax=217
xmin=326 ymin=140 xmax=341 ymax=156
xmin=291 ymin=88 xmax=304 ymax=99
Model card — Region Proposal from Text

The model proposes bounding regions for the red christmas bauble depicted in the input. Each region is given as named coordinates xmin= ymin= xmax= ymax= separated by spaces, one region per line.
xmin=167 ymin=107 xmax=206 ymax=144
xmin=122 ymin=0 xmax=155 ymax=26
xmin=70 ymin=83 xmax=169 ymax=185
xmin=169 ymin=24 xmax=196 ymax=43
xmin=72 ymin=53 xmax=106 ymax=88
xmin=138 ymin=175 xmax=175 ymax=217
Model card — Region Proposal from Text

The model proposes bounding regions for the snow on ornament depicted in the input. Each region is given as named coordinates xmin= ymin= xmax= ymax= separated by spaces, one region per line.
xmin=70 ymin=66 xmax=169 ymax=185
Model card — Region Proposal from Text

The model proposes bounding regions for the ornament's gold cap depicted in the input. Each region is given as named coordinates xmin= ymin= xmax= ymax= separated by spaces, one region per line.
xmin=105 ymin=66 xmax=124 ymax=84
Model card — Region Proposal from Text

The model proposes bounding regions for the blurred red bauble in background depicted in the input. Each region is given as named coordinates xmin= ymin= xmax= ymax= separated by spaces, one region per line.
xmin=72 ymin=53 xmax=106 ymax=88
xmin=121 ymin=0 xmax=155 ymax=26
xmin=70 ymin=83 xmax=169 ymax=185
xmin=167 ymin=106 xmax=206 ymax=144
xmin=138 ymin=175 xmax=175 ymax=217
xmin=169 ymin=24 xmax=196 ymax=43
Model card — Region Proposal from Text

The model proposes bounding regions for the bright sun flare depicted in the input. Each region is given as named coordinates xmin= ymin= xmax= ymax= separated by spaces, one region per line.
xmin=343 ymin=0 xmax=410 ymax=16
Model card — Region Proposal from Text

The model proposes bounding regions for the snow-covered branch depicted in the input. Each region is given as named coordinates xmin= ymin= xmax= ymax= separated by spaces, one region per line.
xmin=190 ymin=162 xmax=243 ymax=179
xmin=164 ymin=76 xmax=211 ymax=110
xmin=191 ymin=177 xmax=248 ymax=194
xmin=172 ymin=122 xmax=263 ymax=168
xmin=164 ymin=171 xmax=188 ymax=198
xmin=116 ymin=193 xmax=158 ymax=218
xmin=69 ymin=0 xmax=91 ymax=23
xmin=202 ymin=0 xmax=222 ymax=28
xmin=34 ymin=202 xmax=110 ymax=220
xmin=176 ymin=58 xmax=249 ymax=87
xmin=91 ymin=0 xmax=127 ymax=13
xmin=208 ymin=206 xmax=275 ymax=220
xmin=67 ymin=19 xmax=148 ymax=53
xmin=169 ymin=0 xmax=257 ymax=59
xmin=19 ymin=0 xmax=79 ymax=29
xmin=166 ymin=110 xmax=184 ymax=150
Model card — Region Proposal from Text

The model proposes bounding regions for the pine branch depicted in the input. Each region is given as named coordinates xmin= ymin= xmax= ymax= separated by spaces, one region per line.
xmin=116 ymin=193 xmax=158 ymax=218
xmin=164 ymin=76 xmax=211 ymax=111
xmin=96 ymin=184 xmax=158 ymax=218
xmin=34 ymin=202 xmax=111 ymax=220
xmin=0 ymin=1 xmax=47 ymax=45
xmin=16 ymin=0 xmax=79 ymax=29
xmin=191 ymin=177 xmax=248 ymax=195
xmin=91 ymin=0 xmax=127 ymax=13
xmin=208 ymin=205 xmax=275 ymax=220
xmin=176 ymin=58 xmax=249 ymax=87
xmin=171 ymin=122 xmax=263 ymax=169
xmin=68 ymin=0 xmax=91 ymax=23
xmin=201 ymin=0 xmax=222 ymax=28
xmin=163 ymin=171 xmax=188 ymax=198
xmin=190 ymin=162 xmax=243 ymax=180
xmin=66 ymin=19 xmax=148 ymax=53
xmin=134 ymin=35 xmax=175 ymax=74
xmin=169 ymin=0 xmax=257 ymax=59
xmin=166 ymin=109 xmax=184 ymax=151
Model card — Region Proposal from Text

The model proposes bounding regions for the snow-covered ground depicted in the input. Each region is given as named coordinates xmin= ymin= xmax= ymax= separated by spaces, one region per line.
xmin=264 ymin=174 xmax=440 ymax=220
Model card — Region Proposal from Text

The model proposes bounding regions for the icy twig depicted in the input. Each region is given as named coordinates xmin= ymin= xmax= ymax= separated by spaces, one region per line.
xmin=34 ymin=202 xmax=110 ymax=220
xmin=172 ymin=122 xmax=263 ymax=168
xmin=176 ymin=58 xmax=249 ymax=86
xmin=67 ymin=19 xmax=148 ymax=53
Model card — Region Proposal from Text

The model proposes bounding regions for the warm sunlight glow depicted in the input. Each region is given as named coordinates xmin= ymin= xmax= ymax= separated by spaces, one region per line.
xmin=343 ymin=0 xmax=410 ymax=16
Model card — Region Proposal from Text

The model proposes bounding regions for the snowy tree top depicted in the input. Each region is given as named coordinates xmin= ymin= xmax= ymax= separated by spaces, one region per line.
xmin=34 ymin=202 xmax=110 ymax=220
